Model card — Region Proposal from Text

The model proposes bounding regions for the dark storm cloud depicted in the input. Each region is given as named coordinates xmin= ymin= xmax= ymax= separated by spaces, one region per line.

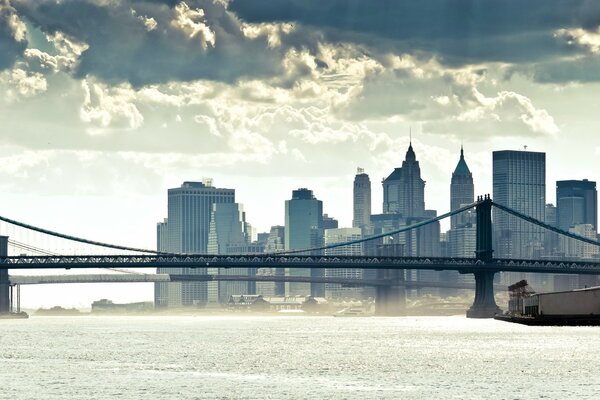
xmin=229 ymin=0 xmax=595 ymax=66
xmin=0 ymin=1 xmax=27 ymax=70
xmin=15 ymin=0 xmax=284 ymax=86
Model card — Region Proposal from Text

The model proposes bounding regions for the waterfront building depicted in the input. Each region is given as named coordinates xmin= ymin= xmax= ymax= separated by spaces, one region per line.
xmin=324 ymin=227 xmax=364 ymax=299
xmin=353 ymin=168 xmax=371 ymax=229
xmin=155 ymin=180 xmax=235 ymax=308
xmin=284 ymin=189 xmax=324 ymax=297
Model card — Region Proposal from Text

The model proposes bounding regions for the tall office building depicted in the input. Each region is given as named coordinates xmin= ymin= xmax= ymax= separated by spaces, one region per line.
xmin=207 ymin=203 xmax=250 ymax=304
xmin=324 ymin=227 xmax=364 ymax=299
xmin=450 ymin=146 xmax=474 ymax=229
xmin=493 ymin=151 xmax=547 ymax=289
xmin=155 ymin=180 xmax=235 ymax=308
xmin=353 ymin=168 xmax=371 ymax=229
xmin=493 ymin=151 xmax=546 ymax=259
xmin=284 ymin=188 xmax=324 ymax=296
xmin=382 ymin=142 xmax=425 ymax=217
xmin=556 ymin=180 xmax=597 ymax=232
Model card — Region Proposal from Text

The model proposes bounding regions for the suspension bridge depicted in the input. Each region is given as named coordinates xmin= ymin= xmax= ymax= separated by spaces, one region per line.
xmin=1 ymin=196 xmax=600 ymax=318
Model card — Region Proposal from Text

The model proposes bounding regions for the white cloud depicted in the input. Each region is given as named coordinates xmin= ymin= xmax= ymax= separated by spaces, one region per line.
xmin=171 ymin=1 xmax=216 ymax=49
xmin=555 ymin=27 xmax=600 ymax=54
xmin=0 ymin=0 xmax=26 ymax=42
xmin=80 ymin=79 xmax=144 ymax=133
xmin=0 ymin=67 xmax=47 ymax=101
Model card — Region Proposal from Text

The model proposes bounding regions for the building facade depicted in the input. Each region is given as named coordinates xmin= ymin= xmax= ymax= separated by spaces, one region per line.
xmin=324 ymin=227 xmax=364 ymax=299
xmin=284 ymin=189 xmax=324 ymax=297
xmin=556 ymin=180 xmax=597 ymax=232
xmin=382 ymin=142 xmax=425 ymax=217
xmin=353 ymin=168 xmax=371 ymax=229
xmin=155 ymin=180 xmax=235 ymax=308
xmin=493 ymin=151 xmax=546 ymax=260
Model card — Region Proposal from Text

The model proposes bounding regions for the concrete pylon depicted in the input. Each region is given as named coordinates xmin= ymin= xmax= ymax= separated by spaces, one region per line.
xmin=0 ymin=236 xmax=10 ymax=314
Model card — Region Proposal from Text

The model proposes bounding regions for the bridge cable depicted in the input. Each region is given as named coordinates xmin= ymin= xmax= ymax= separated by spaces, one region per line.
xmin=273 ymin=201 xmax=479 ymax=255
xmin=0 ymin=214 xmax=168 ymax=255
xmin=492 ymin=202 xmax=600 ymax=248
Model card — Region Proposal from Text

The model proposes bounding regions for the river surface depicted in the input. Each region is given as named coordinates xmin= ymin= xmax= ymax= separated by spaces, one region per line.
xmin=1 ymin=315 xmax=599 ymax=399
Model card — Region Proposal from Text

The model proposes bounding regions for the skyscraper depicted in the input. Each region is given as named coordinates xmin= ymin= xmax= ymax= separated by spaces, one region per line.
xmin=155 ymin=180 xmax=235 ymax=308
xmin=353 ymin=168 xmax=371 ymax=229
xmin=382 ymin=142 xmax=425 ymax=217
xmin=207 ymin=203 xmax=250 ymax=304
xmin=556 ymin=180 xmax=597 ymax=232
xmin=493 ymin=150 xmax=546 ymax=260
xmin=284 ymin=188 xmax=324 ymax=296
xmin=450 ymin=146 xmax=474 ymax=229
xmin=449 ymin=146 xmax=476 ymax=262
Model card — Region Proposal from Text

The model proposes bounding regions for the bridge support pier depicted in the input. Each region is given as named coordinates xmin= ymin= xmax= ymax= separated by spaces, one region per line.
xmin=0 ymin=236 xmax=10 ymax=314
xmin=466 ymin=271 xmax=501 ymax=318
xmin=466 ymin=196 xmax=501 ymax=318
xmin=375 ymin=269 xmax=406 ymax=316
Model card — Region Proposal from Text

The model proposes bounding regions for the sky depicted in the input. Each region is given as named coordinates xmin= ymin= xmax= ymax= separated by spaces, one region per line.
xmin=2 ymin=0 xmax=600 ymax=307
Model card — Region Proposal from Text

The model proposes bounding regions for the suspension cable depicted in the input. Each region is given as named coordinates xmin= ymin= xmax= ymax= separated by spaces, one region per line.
xmin=273 ymin=201 xmax=479 ymax=255
xmin=0 ymin=214 xmax=166 ymax=254
xmin=492 ymin=201 xmax=600 ymax=247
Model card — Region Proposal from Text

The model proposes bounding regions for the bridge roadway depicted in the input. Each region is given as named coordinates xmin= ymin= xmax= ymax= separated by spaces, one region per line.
xmin=2 ymin=254 xmax=600 ymax=275
xmin=8 ymin=273 xmax=503 ymax=290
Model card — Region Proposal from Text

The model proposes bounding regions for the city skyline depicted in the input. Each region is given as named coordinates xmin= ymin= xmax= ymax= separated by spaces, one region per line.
xmin=3 ymin=1 xmax=600 ymax=308
xmin=1 ymin=1 xmax=600 ymax=253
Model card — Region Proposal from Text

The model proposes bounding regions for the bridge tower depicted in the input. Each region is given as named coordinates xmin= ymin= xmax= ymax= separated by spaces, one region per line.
xmin=0 ymin=236 xmax=10 ymax=314
xmin=466 ymin=196 xmax=501 ymax=318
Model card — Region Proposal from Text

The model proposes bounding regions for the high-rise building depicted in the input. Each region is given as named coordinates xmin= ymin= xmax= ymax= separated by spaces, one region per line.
xmin=324 ymin=228 xmax=364 ymax=299
xmin=353 ymin=168 xmax=371 ymax=229
xmin=154 ymin=218 xmax=181 ymax=308
xmin=207 ymin=203 xmax=250 ymax=304
xmin=556 ymin=180 xmax=597 ymax=232
xmin=382 ymin=142 xmax=425 ymax=217
xmin=493 ymin=151 xmax=547 ymax=289
xmin=256 ymin=225 xmax=285 ymax=296
xmin=450 ymin=146 xmax=474 ymax=230
xmin=323 ymin=214 xmax=339 ymax=230
xmin=155 ymin=180 xmax=235 ymax=308
xmin=284 ymin=188 xmax=324 ymax=297
xmin=493 ymin=150 xmax=546 ymax=260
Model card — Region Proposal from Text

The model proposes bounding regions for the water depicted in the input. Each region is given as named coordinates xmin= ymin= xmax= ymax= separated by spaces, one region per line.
xmin=1 ymin=316 xmax=599 ymax=399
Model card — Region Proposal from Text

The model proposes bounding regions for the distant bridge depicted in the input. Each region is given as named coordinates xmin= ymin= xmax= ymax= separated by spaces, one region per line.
xmin=9 ymin=273 xmax=500 ymax=290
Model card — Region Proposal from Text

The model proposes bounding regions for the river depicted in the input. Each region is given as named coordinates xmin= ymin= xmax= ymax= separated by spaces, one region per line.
xmin=1 ymin=315 xmax=598 ymax=399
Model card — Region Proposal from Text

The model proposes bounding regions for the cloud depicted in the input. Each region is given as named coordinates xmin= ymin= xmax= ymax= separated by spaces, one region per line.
xmin=424 ymin=90 xmax=559 ymax=138
xmin=0 ymin=0 xmax=28 ymax=70
xmin=0 ymin=67 xmax=47 ymax=102
xmin=80 ymin=79 xmax=144 ymax=133
xmin=229 ymin=0 xmax=590 ymax=66
xmin=15 ymin=0 xmax=291 ymax=86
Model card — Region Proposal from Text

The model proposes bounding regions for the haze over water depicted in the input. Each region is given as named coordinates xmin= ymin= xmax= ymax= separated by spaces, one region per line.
xmin=2 ymin=316 xmax=598 ymax=399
